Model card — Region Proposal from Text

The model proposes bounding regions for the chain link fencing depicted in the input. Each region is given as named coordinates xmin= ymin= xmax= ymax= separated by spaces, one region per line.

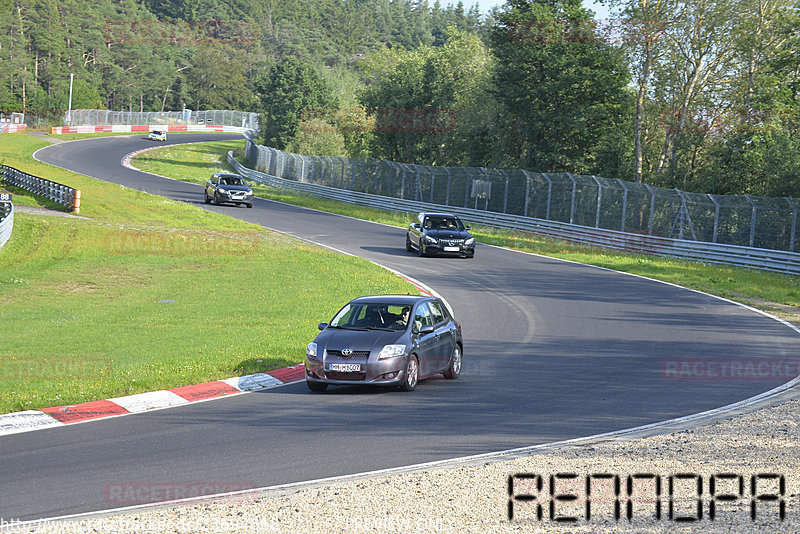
xmin=66 ymin=109 xmax=259 ymax=131
xmin=245 ymin=140 xmax=800 ymax=253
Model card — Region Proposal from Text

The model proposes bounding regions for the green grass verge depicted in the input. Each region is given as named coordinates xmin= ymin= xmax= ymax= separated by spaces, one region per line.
xmin=133 ymin=141 xmax=800 ymax=326
xmin=0 ymin=133 xmax=417 ymax=414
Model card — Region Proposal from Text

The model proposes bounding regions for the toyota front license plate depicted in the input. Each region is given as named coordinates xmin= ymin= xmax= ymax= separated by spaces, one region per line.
xmin=443 ymin=246 xmax=459 ymax=252
xmin=329 ymin=363 xmax=361 ymax=372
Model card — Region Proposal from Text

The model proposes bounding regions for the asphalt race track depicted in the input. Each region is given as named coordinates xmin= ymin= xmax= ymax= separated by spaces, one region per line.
xmin=2 ymin=132 xmax=798 ymax=521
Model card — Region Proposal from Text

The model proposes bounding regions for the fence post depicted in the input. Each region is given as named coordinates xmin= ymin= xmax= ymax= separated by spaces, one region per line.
xmin=445 ymin=167 xmax=451 ymax=206
xmin=745 ymin=195 xmax=757 ymax=248
xmin=521 ymin=170 xmax=532 ymax=217
xmin=568 ymin=173 xmax=577 ymax=225
xmin=617 ymin=179 xmax=629 ymax=232
xmin=708 ymin=194 xmax=720 ymax=243
xmin=500 ymin=170 xmax=509 ymax=214
xmin=644 ymin=184 xmax=655 ymax=235
xmin=786 ymin=198 xmax=797 ymax=252
xmin=591 ymin=175 xmax=602 ymax=228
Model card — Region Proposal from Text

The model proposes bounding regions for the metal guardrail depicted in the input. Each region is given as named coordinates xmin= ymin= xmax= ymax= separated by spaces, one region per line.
xmin=1 ymin=166 xmax=81 ymax=213
xmin=0 ymin=194 xmax=13 ymax=249
xmin=228 ymin=152 xmax=800 ymax=275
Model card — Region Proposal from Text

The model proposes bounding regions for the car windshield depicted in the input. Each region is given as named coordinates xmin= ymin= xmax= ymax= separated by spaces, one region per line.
xmin=425 ymin=216 xmax=463 ymax=230
xmin=221 ymin=176 xmax=244 ymax=186
xmin=330 ymin=303 xmax=411 ymax=330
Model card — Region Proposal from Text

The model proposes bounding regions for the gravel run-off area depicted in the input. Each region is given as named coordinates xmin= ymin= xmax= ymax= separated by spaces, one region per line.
xmin=8 ymin=393 xmax=799 ymax=534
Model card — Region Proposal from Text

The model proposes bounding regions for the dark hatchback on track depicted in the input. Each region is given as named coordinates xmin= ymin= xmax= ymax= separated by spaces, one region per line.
xmin=304 ymin=295 xmax=463 ymax=392
xmin=406 ymin=212 xmax=475 ymax=258
xmin=204 ymin=172 xmax=254 ymax=208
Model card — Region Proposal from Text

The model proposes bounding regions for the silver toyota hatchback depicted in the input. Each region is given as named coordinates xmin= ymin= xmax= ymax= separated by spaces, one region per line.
xmin=304 ymin=295 xmax=463 ymax=392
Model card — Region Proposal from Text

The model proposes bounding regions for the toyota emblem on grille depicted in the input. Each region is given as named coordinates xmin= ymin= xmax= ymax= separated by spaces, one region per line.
xmin=341 ymin=348 xmax=352 ymax=357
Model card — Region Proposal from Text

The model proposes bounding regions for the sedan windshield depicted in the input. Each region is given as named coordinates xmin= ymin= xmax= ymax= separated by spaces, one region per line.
xmin=331 ymin=303 xmax=411 ymax=330
xmin=424 ymin=216 xmax=464 ymax=230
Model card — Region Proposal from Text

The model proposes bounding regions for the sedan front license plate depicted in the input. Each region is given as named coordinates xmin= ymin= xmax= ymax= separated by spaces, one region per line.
xmin=329 ymin=363 xmax=361 ymax=372
xmin=443 ymin=246 xmax=460 ymax=252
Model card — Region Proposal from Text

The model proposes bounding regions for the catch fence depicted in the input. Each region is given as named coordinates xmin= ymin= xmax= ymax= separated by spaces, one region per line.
xmin=245 ymin=141 xmax=800 ymax=253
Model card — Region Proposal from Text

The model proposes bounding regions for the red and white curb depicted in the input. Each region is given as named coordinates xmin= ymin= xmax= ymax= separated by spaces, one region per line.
xmin=0 ymin=365 xmax=305 ymax=437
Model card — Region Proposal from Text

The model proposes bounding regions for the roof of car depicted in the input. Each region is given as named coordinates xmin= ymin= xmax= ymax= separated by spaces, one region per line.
xmin=349 ymin=294 xmax=433 ymax=306
xmin=213 ymin=172 xmax=243 ymax=178
xmin=420 ymin=212 xmax=459 ymax=218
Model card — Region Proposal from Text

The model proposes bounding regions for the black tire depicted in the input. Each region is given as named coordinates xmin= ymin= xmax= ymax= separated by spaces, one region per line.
xmin=204 ymin=192 xmax=210 ymax=204
xmin=246 ymin=203 xmax=253 ymax=208
xmin=405 ymin=234 xmax=413 ymax=252
xmin=400 ymin=355 xmax=419 ymax=392
xmin=417 ymin=239 xmax=426 ymax=257
xmin=307 ymin=380 xmax=328 ymax=392
xmin=443 ymin=345 xmax=462 ymax=379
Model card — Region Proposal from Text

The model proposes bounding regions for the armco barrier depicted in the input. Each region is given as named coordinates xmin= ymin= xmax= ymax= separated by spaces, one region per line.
xmin=0 ymin=194 xmax=13 ymax=249
xmin=1 ymin=166 xmax=81 ymax=213
xmin=228 ymin=152 xmax=800 ymax=275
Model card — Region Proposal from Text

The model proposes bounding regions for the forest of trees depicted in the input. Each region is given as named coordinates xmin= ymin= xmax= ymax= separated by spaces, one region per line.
xmin=2 ymin=0 xmax=799 ymax=197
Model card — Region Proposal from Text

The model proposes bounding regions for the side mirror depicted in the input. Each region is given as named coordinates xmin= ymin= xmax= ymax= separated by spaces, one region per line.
xmin=411 ymin=223 xmax=421 ymax=230
xmin=419 ymin=325 xmax=435 ymax=335
xmin=465 ymin=225 xmax=471 ymax=230
xmin=318 ymin=322 xmax=328 ymax=330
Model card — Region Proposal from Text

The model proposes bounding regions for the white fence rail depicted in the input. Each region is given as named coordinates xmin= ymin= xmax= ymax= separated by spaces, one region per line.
xmin=228 ymin=152 xmax=800 ymax=275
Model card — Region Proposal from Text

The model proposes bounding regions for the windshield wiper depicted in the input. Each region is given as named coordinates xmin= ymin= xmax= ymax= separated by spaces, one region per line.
xmin=365 ymin=326 xmax=395 ymax=331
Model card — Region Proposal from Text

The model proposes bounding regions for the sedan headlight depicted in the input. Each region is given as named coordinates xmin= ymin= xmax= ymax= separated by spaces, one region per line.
xmin=377 ymin=344 xmax=406 ymax=360
xmin=424 ymin=235 xmax=438 ymax=244
xmin=245 ymin=191 xmax=253 ymax=196
xmin=218 ymin=187 xmax=227 ymax=193
xmin=306 ymin=342 xmax=318 ymax=358
xmin=465 ymin=237 xmax=475 ymax=245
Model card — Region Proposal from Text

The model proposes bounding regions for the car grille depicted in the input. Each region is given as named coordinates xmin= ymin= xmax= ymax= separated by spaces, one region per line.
xmin=327 ymin=350 xmax=371 ymax=359
xmin=442 ymin=239 xmax=464 ymax=246
xmin=325 ymin=371 xmax=367 ymax=381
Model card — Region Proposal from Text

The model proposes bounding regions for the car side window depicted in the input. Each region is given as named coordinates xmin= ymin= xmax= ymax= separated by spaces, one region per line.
xmin=428 ymin=301 xmax=445 ymax=325
xmin=412 ymin=303 xmax=433 ymax=333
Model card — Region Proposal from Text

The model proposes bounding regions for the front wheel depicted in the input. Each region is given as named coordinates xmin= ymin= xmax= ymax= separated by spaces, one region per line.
xmin=405 ymin=234 xmax=413 ymax=252
xmin=204 ymin=192 xmax=210 ymax=204
xmin=246 ymin=203 xmax=253 ymax=208
xmin=307 ymin=380 xmax=328 ymax=392
xmin=400 ymin=356 xmax=419 ymax=391
xmin=417 ymin=239 xmax=426 ymax=257
xmin=443 ymin=345 xmax=462 ymax=379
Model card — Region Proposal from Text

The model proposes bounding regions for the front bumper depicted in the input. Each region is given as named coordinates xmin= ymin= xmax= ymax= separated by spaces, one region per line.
xmin=216 ymin=192 xmax=253 ymax=204
xmin=304 ymin=356 xmax=407 ymax=386
xmin=425 ymin=242 xmax=474 ymax=256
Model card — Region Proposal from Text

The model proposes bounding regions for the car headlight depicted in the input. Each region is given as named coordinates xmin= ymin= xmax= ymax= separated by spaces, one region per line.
xmin=306 ymin=342 xmax=318 ymax=358
xmin=424 ymin=236 xmax=438 ymax=244
xmin=218 ymin=187 xmax=227 ymax=193
xmin=377 ymin=344 xmax=406 ymax=360
xmin=245 ymin=191 xmax=253 ymax=196
xmin=465 ymin=238 xmax=475 ymax=245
